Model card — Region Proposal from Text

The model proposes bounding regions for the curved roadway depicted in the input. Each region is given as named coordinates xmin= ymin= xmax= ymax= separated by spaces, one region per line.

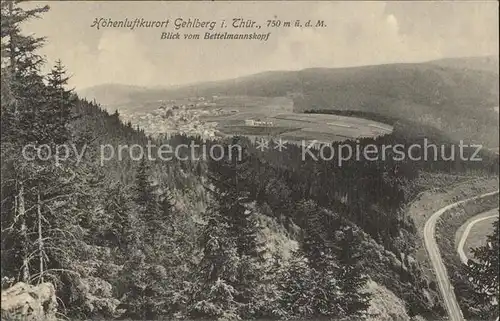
xmin=457 ymin=208 xmax=499 ymax=265
xmin=423 ymin=190 xmax=499 ymax=321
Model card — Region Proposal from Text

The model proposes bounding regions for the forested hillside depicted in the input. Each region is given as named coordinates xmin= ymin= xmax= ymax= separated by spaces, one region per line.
xmin=1 ymin=2 xmax=498 ymax=321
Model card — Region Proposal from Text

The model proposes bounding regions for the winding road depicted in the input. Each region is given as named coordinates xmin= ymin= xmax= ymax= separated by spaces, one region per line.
xmin=423 ymin=190 xmax=499 ymax=321
xmin=457 ymin=208 xmax=499 ymax=265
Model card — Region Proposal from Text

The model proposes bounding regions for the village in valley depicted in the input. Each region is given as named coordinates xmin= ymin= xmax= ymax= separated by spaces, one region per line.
xmin=119 ymin=95 xmax=277 ymax=139
xmin=119 ymin=96 xmax=224 ymax=139
xmin=118 ymin=93 xmax=392 ymax=147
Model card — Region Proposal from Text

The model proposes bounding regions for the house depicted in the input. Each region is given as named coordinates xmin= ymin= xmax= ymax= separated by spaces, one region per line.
xmin=244 ymin=119 xmax=273 ymax=127
xmin=255 ymin=120 xmax=273 ymax=126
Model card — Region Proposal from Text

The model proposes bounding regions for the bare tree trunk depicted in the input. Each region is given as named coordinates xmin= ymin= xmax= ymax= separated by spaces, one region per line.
xmin=18 ymin=181 xmax=29 ymax=283
xmin=38 ymin=189 xmax=43 ymax=283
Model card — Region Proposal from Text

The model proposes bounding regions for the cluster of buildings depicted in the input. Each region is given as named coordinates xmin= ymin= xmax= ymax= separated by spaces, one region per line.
xmin=120 ymin=95 xmax=280 ymax=139
xmin=244 ymin=119 xmax=274 ymax=127
xmin=120 ymin=103 xmax=219 ymax=139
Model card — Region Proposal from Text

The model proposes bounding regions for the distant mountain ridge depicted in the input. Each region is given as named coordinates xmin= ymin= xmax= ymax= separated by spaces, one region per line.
xmin=428 ymin=55 xmax=499 ymax=73
xmin=78 ymin=56 xmax=498 ymax=106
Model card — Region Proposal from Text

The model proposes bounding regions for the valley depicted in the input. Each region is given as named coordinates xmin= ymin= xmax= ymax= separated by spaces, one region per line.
xmin=81 ymin=56 xmax=499 ymax=147
xmin=118 ymin=95 xmax=393 ymax=143
xmin=76 ymin=58 xmax=500 ymax=321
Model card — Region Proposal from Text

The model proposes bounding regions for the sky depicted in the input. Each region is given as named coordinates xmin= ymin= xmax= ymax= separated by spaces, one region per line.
xmin=22 ymin=1 xmax=499 ymax=90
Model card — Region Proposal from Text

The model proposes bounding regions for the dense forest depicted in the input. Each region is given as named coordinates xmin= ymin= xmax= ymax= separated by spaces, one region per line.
xmin=1 ymin=2 xmax=498 ymax=321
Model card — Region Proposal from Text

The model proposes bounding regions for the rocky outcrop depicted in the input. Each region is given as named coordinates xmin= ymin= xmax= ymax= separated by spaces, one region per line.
xmin=366 ymin=280 xmax=411 ymax=321
xmin=1 ymin=282 xmax=57 ymax=321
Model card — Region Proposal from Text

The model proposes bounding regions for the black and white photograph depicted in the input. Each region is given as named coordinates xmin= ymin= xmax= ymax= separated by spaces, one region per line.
xmin=0 ymin=1 xmax=499 ymax=320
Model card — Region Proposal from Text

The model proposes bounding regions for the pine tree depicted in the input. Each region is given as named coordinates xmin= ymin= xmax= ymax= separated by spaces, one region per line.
xmin=211 ymin=139 xmax=268 ymax=291
xmin=101 ymin=182 xmax=135 ymax=251
xmin=274 ymin=249 xmax=319 ymax=319
xmin=1 ymin=0 xmax=49 ymax=143
xmin=133 ymin=157 xmax=161 ymax=243
xmin=466 ymin=219 xmax=499 ymax=316
xmin=1 ymin=8 xmax=114 ymax=320
xmin=280 ymin=206 xmax=371 ymax=319
xmin=119 ymin=249 xmax=170 ymax=320
xmin=301 ymin=211 xmax=343 ymax=318
xmin=1 ymin=0 xmax=55 ymax=284
xmin=134 ymin=157 xmax=153 ymax=207
xmin=120 ymin=158 xmax=185 ymax=319
xmin=185 ymin=201 xmax=240 ymax=319
xmin=334 ymin=226 xmax=371 ymax=316
xmin=185 ymin=138 xmax=269 ymax=319
xmin=207 ymin=137 xmax=262 ymax=258
xmin=301 ymin=201 xmax=333 ymax=271
xmin=46 ymin=59 xmax=74 ymax=144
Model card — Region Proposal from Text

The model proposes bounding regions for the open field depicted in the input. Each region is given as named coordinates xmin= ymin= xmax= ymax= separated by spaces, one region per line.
xmin=218 ymin=125 xmax=300 ymax=136
xmin=116 ymin=94 xmax=394 ymax=141
xmin=200 ymin=96 xmax=393 ymax=142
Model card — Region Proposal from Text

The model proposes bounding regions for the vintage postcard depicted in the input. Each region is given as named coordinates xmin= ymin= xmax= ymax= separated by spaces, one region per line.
xmin=1 ymin=1 xmax=498 ymax=321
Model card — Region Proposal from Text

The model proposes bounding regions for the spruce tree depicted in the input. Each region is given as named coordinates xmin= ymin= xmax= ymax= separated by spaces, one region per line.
xmin=1 ymin=0 xmax=49 ymax=143
xmin=301 ymin=209 xmax=343 ymax=318
xmin=133 ymin=157 xmax=161 ymax=242
xmin=301 ymin=201 xmax=333 ymax=271
xmin=274 ymin=249 xmax=316 ymax=319
xmin=207 ymin=137 xmax=262 ymax=258
xmin=102 ymin=182 xmax=135 ymax=252
xmin=334 ymin=226 xmax=371 ymax=316
xmin=186 ymin=137 xmax=269 ymax=319
xmin=1 ymin=8 xmax=115 ymax=320
xmin=1 ymin=0 xmax=73 ymax=285
xmin=46 ymin=59 xmax=74 ymax=144
xmin=466 ymin=219 xmax=499 ymax=317
xmin=186 ymin=201 xmax=240 ymax=319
